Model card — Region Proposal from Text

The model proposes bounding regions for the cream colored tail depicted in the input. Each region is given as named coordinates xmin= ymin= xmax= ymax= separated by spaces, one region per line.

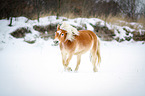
xmin=97 ymin=38 xmax=101 ymax=66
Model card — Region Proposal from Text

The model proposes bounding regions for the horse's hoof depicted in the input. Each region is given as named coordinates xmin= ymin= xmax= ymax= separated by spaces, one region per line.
xmin=67 ymin=67 xmax=72 ymax=71
xmin=93 ymin=68 xmax=98 ymax=72
xmin=74 ymin=69 xmax=78 ymax=73
xmin=74 ymin=68 xmax=78 ymax=72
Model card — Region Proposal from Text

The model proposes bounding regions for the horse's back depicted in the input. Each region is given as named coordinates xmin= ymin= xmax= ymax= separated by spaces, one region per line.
xmin=76 ymin=30 xmax=97 ymax=42
xmin=74 ymin=30 xmax=97 ymax=54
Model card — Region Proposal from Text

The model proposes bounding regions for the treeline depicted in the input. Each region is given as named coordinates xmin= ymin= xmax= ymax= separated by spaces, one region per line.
xmin=0 ymin=0 xmax=145 ymax=21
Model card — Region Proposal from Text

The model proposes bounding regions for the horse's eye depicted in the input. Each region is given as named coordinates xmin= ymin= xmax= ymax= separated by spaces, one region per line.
xmin=61 ymin=33 xmax=64 ymax=36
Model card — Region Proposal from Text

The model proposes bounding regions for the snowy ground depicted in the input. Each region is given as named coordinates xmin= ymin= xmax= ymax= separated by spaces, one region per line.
xmin=0 ymin=16 xmax=145 ymax=96
xmin=0 ymin=38 xmax=145 ymax=96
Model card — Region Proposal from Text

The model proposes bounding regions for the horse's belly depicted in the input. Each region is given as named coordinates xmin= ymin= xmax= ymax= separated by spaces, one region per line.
xmin=74 ymin=43 xmax=93 ymax=55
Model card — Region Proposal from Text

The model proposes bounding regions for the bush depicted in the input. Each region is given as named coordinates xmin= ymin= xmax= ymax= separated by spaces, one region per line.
xmin=133 ymin=31 xmax=145 ymax=41
xmin=10 ymin=27 xmax=31 ymax=38
xmin=33 ymin=24 xmax=58 ymax=40
xmin=93 ymin=25 xmax=115 ymax=41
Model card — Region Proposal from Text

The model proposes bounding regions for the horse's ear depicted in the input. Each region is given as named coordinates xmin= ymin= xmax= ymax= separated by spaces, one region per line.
xmin=57 ymin=24 xmax=60 ymax=30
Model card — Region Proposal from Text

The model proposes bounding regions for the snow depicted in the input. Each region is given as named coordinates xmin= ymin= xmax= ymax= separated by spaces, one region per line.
xmin=85 ymin=22 xmax=94 ymax=31
xmin=0 ymin=16 xmax=145 ymax=96
xmin=0 ymin=39 xmax=145 ymax=96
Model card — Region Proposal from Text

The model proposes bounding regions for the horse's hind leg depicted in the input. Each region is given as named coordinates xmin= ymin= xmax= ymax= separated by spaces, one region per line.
xmin=75 ymin=54 xmax=81 ymax=72
xmin=90 ymin=50 xmax=98 ymax=72
xmin=92 ymin=56 xmax=98 ymax=72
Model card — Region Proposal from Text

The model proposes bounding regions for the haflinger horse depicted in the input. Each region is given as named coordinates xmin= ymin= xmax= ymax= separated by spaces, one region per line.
xmin=54 ymin=22 xmax=101 ymax=72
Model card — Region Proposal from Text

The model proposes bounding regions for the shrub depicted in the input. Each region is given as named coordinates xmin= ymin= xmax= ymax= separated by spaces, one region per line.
xmin=133 ymin=31 xmax=145 ymax=41
xmin=33 ymin=24 xmax=58 ymax=40
xmin=10 ymin=27 xmax=31 ymax=38
xmin=93 ymin=25 xmax=115 ymax=41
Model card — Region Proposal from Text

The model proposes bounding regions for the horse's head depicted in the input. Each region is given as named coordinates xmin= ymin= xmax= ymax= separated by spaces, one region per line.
xmin=54 ymin=24 xmax=67 ymax=43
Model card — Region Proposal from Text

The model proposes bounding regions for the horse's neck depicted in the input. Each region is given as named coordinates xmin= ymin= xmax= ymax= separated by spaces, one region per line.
xmin=59 ymin=41 xmax=64 ymax=50
xmin=60 ymin=39 xmax=75 ymax=51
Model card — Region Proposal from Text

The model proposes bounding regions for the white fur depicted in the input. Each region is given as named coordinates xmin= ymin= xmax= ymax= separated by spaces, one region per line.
xmin=60 ymin=22 xmax=79 ymax=41
xmin=57 ymin=30 xmax=61 ymax=35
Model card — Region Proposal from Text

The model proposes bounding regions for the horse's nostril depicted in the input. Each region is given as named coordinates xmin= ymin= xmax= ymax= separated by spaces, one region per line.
xmin=52 ymin=40 xmax=59 ymax=46
xmin=53 ymin=40 xmax=59 ymax=46
xmin=56 ymin=41 xmax=59 ymax=44
xmin=54 ymin=40 xmax=58 ymax=44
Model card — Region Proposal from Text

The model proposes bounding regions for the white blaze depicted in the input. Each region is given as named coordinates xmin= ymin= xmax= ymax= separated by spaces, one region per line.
xmin=57 ymin=30 xmax=61 ymax=35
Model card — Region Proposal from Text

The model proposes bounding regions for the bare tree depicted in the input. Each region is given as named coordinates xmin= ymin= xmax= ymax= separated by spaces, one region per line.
xmin=35 ymin=0 xmax=41 ymax=22
xmin=56 ymin=0 xmax=60 ymax=19
xmin=118 ymin=0 xmax=138 ymax=20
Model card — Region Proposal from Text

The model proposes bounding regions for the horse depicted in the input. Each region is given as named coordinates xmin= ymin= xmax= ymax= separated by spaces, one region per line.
xmin=54 ymin=23 xmax=101 ymax=72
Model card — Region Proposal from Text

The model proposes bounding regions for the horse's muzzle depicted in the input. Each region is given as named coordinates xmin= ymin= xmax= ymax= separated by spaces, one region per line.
xmin=53 ymin=40 xmax=59 ymax=44
xmin=53 ymin=39 xmax=59 ymax=46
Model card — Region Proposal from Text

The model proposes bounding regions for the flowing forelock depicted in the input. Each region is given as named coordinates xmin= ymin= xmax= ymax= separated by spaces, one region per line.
xmin=60 ymin=22 xmax=79 ymax=41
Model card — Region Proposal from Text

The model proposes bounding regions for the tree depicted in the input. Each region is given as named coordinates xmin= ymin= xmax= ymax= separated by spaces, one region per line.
xmin=56 ymin=0 xmax=60 ymax=19
xmin=35 ymin=0 xmax=40 ymax=22
xmin=118 ymin=0 xmax=138 ymax=20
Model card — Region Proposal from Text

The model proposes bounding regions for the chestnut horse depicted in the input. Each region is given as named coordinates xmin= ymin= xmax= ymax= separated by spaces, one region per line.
xmin=54 ymin=24 xmax=101 ymax=72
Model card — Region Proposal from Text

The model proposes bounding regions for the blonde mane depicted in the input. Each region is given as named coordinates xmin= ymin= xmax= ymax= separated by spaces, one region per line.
xmin=60 ymin=22 xmax=79 ymax=41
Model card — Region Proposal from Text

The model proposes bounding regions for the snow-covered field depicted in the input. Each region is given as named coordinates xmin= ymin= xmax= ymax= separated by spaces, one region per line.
xmin=0 ymin=16 xmax=145 ymax=96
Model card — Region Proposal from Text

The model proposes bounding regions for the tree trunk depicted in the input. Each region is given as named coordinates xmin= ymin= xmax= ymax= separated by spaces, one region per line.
xmin=8 ymin=17 xmax=13 ymax=26
xmin=57 ymin=0 xmax=60 ymax=19
xmin=37 ymin=11 xmax=40 ymax=22
xmin=36 ymin=0 xmax=40 ymax=22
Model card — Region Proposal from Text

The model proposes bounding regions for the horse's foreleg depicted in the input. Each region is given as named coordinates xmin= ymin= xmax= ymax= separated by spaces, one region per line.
xmin=61 ymin=52 xmax=66 ymax=66
xmin=75 ymin=54 xmax=81 ymax=72
xmin=65 ymin=53 xmax=73 ymax=71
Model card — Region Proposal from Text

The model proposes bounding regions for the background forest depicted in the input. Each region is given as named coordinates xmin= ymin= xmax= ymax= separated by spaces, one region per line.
xmin=0 ymin=0 xmax=145 ymax=21
xmin=0 ymin=0 xmax=145 ymax=42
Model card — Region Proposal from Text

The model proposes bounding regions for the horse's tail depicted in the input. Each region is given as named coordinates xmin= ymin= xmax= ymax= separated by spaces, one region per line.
xmin=97 ymin=38 xmax=101 ymax=66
